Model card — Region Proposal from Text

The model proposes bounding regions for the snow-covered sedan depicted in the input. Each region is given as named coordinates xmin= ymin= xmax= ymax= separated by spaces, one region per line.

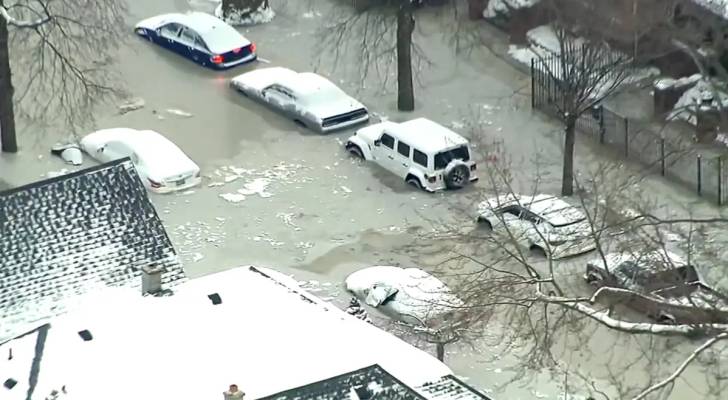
xmin=476 ymin=194 xmax=596 ymax=259
xmin=230 ymin=67 xmax=369 ymax=133
xmin=135 ymin=12 xmax=257 ymax=69
xmin=80 ymin=128 xmax=201 ymax=193
xmin=345 ymin=266 xmax=463 ymax=326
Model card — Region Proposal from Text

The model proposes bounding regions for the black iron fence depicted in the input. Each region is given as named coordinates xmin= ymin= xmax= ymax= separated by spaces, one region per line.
xmin=531 ymin=57 xmax=728 ymax=206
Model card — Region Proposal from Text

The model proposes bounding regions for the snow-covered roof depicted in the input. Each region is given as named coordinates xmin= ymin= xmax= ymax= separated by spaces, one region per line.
xmin=481 ymin=194 xmax=586 ymax=227
xmin=691 ymin=0 xmax=728 ymax=19
xmin=0 ymin=266 xmax=476 ymax=400
xmin=0 ymin=159 xmax=185 ymax=343
xmin=386 ymin=118 xmax=469 ymax=154
xmin=136 ymin=12 xmax=249 ymax=53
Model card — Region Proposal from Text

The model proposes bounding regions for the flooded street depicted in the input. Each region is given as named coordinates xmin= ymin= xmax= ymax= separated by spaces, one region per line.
xmin=1 ymin=0 xmax=724 ymax=399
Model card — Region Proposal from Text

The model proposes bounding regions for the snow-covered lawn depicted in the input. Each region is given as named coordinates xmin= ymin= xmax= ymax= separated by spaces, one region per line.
xmin=509 ymin=25 xmax=660 ymax=99
xmin=0 ymin=266 xmax=454 ymax=400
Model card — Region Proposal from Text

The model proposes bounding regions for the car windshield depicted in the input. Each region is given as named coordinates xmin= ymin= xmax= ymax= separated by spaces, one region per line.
xmin=434 ymin=145 xmax=470 ymax=170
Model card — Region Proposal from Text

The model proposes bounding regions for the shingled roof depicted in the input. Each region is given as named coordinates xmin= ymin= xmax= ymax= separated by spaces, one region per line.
xmin=0 ymin=158 xmax=185 ymax=342
xmin=258 ymin=364 xmax=427 ymax=400
xmin=417 ymin=375 xmax=493 ymax=400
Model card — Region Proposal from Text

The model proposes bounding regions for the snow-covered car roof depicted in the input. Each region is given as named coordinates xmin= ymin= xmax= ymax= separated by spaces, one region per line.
xmin=230 ymin=67 xmax=298 ymax=91
xmin=480 ymin=194 xmax=586 ymax=227
xmin=385 ymin=118 xmax=469 ymax=154
xmin=137 ymin=12 xmax=250 ymax=54
xmin=82 ymin=128 xmax=198 ymax=174
xmin=589 ymin=250 xmax=689 ymax=273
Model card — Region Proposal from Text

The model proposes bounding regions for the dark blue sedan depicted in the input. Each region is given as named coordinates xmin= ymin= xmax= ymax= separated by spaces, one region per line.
xmin=135 ymin=12 xmax=257 ymax=70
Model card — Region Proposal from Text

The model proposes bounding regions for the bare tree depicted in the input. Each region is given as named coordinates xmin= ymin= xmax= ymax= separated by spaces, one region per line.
xmin=422 ymin=135 xmax=728 ymax=398
xmin=0 ymin=1 xmax=128 ymax=153
xmin=529 ymin=1 xmax=637 ymax=196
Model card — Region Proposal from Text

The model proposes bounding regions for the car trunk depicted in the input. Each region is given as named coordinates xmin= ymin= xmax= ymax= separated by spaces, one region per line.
xmin=218 ymin=43 xmax=254 ymax=64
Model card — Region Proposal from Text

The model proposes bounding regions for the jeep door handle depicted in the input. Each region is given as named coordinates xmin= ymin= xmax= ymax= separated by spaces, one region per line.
xmin=402 ymin=163 xmax=408 ymax=167
xmin=387 ymin=155 xmax=394 ymax=160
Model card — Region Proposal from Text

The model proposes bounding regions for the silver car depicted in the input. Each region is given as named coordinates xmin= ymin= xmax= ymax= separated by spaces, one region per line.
xmin=230 ymin=67 xmax=369 ymax=133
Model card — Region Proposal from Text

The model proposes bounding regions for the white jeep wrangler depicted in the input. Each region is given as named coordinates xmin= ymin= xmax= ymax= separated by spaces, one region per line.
xmin=345 ymin=118 xmax=478 ymax=191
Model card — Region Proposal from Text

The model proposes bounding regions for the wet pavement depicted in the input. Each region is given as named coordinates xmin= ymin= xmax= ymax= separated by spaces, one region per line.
xmin=0 ymin=0 xmax=724 ymax=399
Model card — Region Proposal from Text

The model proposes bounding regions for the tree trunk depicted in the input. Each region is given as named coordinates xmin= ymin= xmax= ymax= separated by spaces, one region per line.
xmin=222 ymin=0 xmax=269 ymax=18
xmin=0 ymin=16 xmax=17 ymax=153
xmin=436 ymin=342 xmax=445 ymax=362
xmin=561 ymin=114 xmax=577 ymax=196
xmin=396 ymin=3 xmax=415 ymax=111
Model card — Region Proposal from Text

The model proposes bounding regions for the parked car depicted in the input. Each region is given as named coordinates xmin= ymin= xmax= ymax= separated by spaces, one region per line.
xmin=585 ymin=250 xmax=728 ymax=324
xmin=345 ymin=266 xmax=463 ymax=326
xmin=229 ymin=67 xmax=369 ymax=133
xmin=476 ymin=194 xmax=596 ymax=258
xmin=135 ymin=12 xmax=257 ymax=69
xmin=80 ymin=128 xmax=201 ymax=193
xmin=345 ymin=118 xmax=477 ymax=192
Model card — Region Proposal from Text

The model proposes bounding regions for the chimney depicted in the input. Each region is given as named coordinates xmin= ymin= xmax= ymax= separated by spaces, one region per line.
xmin=142 ymin=265 xmax=166 ymax=295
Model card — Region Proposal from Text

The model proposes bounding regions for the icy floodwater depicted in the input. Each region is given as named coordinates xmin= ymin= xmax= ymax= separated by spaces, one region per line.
xmin=0 ymin=0 xmax=723 ymax=399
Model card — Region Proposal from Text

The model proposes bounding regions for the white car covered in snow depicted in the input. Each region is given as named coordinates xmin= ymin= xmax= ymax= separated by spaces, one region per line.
xmin=476 ymin=194 xmax=596 ymax=259
xmin=80 ymin=128 xmax=201 ymax=193
xmin=345 ymin=118 xmax=478 ymax=192
xmin=229 ymin=67 xmax=369 ymax=133
xmin=345 ymin=266 xmax=463 ymax=326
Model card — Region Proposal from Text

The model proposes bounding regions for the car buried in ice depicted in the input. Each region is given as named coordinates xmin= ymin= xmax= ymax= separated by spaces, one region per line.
xmin=229 ymin=67 xmax=369 ymax=133
xmin=79 ymin=128 xmax=202 ymax=194
xmin=134 ymin=12 xmax=257 ymax=69
xmin=345 ymin=266 xmax=463 ymax=326
xmin=345 ymin=118 xmax=478 ymax=192
xmin=476 ymin=194 xmax=596 ymax=259
xmin=585 ymin=250 xmax=728 ymax=324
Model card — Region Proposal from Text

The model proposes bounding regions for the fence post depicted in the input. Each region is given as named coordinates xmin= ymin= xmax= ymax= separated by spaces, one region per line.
xmin=624 ymin=119 xmax=629 ymax=158
xmin=531 ymin=58 xmax=535 ymax=109
xmin=660 ymin=138 xmax=666 ymax=176
xmin=697 ymin=154 xmax=702 ymax=197
xmin=718 ymin=157 xmax=723 ymax=206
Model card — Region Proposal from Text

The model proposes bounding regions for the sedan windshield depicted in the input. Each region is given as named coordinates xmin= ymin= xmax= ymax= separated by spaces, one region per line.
xmin=434 ymin=145 xmax=470 ymax=170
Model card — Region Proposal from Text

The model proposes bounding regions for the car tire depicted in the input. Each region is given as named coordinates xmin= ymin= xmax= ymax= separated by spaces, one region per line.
xmin=529 ymin=245 xmax=547 ymax=258
xmin=476 ymin=217 xmax=493 ymax=231
xmin=406 ymin=177 xmax=423 ymax=191
xmin=347 ymin=144 xmax=364 ymax=160
xmin=585 ymin=271 xmax=605 ymax=287
xmin=657 ymin=312 xmax=676 ymax=325
xmin=444 ymin=160 xmax=471 ymax=190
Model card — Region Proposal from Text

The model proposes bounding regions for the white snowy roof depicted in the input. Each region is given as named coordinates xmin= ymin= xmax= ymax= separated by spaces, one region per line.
xmin=691 ymin=0 xmax=728 ymax=19
xmin=0 ymin=266 xmax=456 ymax=400
xmin=386 ymin=118 xmax=469 ymax=154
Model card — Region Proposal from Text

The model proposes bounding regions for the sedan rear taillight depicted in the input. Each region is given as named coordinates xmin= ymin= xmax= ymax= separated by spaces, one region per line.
xmin=427 ymin=175 xmax=437 ymax=183
xmin=250 ymin=42 xmax=256 ymax=53
xmin=148 ymin=178 xmax=162 ymax=188
xmin=211 ymin=55 xmax=224 ymax=64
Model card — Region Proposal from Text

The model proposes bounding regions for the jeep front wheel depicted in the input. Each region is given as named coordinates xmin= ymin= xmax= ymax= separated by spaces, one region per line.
xmin=347 ymin=144 xmax=364 ymax=159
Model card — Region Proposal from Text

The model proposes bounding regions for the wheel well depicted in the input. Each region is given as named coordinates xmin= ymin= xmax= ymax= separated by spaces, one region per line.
xmin=405 ymin=174 xmax=421 ymax=184
xmin=529 ymin=244 xmax=546 ymax=256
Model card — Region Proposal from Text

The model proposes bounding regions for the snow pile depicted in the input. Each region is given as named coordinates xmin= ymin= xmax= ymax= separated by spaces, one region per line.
xmin=213 ymin=0 xmax=275 ymax=26
xmin=668 ymin=79 xmax=728 ymax=125
xmin=653 ymin=74 xmax=701 ymax=90
xmin=213 ymin=162 xmax=311 ymax=203
xmin=0 ymin=266 xmax=454 ymax=400
xmin=511 ymin=25 xmax=660 ymax=99
xmin=483 ymin=0 xmax=542 ymax=18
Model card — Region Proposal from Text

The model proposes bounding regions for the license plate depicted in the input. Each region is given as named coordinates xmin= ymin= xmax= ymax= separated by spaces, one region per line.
xmin=176 ymin=179 xmax=186 ymax=186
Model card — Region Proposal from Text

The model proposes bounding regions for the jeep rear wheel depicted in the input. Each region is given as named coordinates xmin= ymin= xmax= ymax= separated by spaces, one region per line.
xmin=406 ymin=177 xmax=423 ymax=191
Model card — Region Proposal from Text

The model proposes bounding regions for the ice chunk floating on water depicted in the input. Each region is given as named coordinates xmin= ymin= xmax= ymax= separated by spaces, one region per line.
xmin=220 ymin=193 xmax=246 ymax=203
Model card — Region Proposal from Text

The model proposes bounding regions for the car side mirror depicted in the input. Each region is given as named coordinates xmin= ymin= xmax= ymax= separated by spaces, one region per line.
xmin=374 ymin=140 xmax=381 ymax=147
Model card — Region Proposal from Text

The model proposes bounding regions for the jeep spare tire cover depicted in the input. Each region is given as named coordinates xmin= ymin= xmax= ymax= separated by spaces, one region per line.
xmin=444 ymin=159 xmax=470 ymax=189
